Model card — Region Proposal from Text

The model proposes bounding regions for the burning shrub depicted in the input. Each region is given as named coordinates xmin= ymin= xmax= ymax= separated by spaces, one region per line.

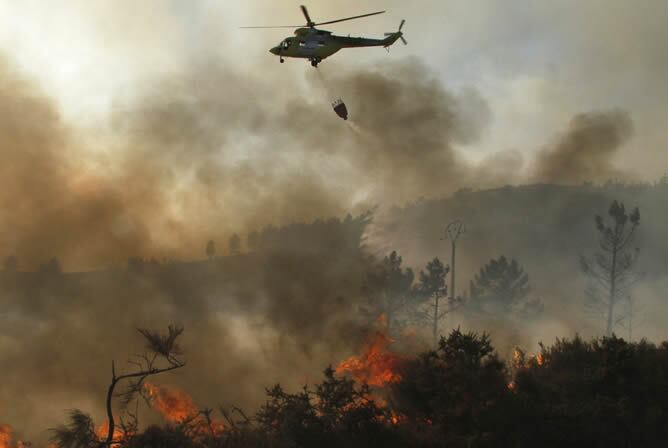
xmin=335 ymin=331 xmax=404 ymax=387
xmin=254 ymin=367 xmax=399 ymax=447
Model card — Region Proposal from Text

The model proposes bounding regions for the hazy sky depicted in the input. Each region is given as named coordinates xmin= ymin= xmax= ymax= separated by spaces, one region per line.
xmin=0 ymin=0 xmax=665 ymax=174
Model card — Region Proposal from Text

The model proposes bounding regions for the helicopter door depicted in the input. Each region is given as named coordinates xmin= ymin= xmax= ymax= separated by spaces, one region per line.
xmin=301 ymin=39 xmax=317 ymax=55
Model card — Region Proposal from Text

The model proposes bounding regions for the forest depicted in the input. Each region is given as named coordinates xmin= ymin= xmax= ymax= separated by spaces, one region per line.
xmin=2 ymin=182 xmax=668 ymax=447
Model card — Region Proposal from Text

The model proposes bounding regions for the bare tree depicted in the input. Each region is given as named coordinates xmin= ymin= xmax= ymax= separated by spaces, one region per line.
xmin=581 ymin=200 xmax=640 ymax=336
xmin=51 ymin=325 xmax=186 ymax=448
xmin=104 ymin=325 xmax=186 ymax=446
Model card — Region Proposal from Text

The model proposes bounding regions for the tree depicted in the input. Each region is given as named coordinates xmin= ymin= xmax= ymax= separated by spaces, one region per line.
xmin=51 ymin=325 xmax=186 ymax=448
xmin=618 ymin=294 xmax=645 ymax=340
xmin=415 ymin=258 xmax=452 ymax=348
xmin=229 ymin=233 xmax=241 ymax=255
xmin=50 ymin=410 xmax=98 ymax=448
xmin=205 ymin=240 xmax=216 ymax=261
xmin=39 ymin=257 xmax=61 ymax=275
xmin=3 ymin=255 xmax=17 ymax=272
xmin=580 ymin=200 xmax=640 ymax=336
xmin=468 ymin=256 xmax=534 ymax=316
xmin=256 ymin=367 xmax=392 ymax=448
xmin=391 ymin=329 xmax=508 ymax=446
xmin=511 ymin=335 xmax=668 ymax=446
xmin=365 ymin=251 xmax=415 ymax=335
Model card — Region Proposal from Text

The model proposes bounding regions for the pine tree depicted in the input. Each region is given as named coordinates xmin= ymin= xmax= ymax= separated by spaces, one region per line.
xmin=581 ymin=200 xmax=640 ymax=336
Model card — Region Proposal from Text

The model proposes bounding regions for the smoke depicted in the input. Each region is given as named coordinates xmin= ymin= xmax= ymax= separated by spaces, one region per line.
xmin=0 ymin=46 xmax=502 ymax=271
xmin=532 ymin=109 xmax=634 ymax=184
xmin=0 ymin=55 xmax=166 ymax=272
xmin=0 ymin=36 xmax=642 ymax=274
xmin=0 ymin=22 xmax=648 ymax=448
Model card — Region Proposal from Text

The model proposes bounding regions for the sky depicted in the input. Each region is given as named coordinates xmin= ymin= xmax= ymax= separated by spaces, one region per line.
xmin=0 ymin=0 xmax=666 ymax=268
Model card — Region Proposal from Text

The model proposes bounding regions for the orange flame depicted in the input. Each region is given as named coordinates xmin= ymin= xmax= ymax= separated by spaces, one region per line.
xmin=389 ymin=410 xmax=406 ymax=425
xmin=0 ymin=425 xmax=12 ymax=448
xmin=143 ymin=383 xmax=224 ymax=435
xmin=144 ymin=383 xmax=199 ymax=423
xmin=335 ymin=331 xmax=403 ymax=387
xmin=94 ymin=421 xmax=126 ymax=446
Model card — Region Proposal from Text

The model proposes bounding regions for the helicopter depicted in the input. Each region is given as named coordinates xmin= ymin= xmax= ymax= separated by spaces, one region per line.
xmin=242 ymin=5 xmax=406 ymax=67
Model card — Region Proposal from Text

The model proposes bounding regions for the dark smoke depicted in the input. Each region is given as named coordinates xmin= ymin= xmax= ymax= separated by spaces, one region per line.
xmin=0 ymin=52 xmax=497 ymax=272
xmin=532 ymin=109 xmax=634 ymax=184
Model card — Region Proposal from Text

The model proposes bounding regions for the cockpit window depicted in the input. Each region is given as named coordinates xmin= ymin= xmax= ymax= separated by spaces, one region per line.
xmin=282 ymin=40 xmax=290 ymax=50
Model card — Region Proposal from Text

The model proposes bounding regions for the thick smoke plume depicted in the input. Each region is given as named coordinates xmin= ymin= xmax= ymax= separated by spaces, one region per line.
xmin=0 ymin=51 xmax=497 ymax=270
xmin=532 ymin=109 xmax=634 ymax=184
xmin=0 ymin=57 xmax=154 ymax=271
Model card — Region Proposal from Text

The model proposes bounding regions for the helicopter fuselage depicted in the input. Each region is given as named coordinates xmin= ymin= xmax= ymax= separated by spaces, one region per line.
xmin=270 ymin=27 xmax=401 ymax=66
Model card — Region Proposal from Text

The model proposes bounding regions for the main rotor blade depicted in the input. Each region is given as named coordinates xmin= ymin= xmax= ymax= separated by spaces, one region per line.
xmin=301 ymin=5 xmax=314 ymax=26
xmin=240 ymin=25 xmax=303 ymax=29
xmin=315 ymin=10 xmax=385 ymax=26
xmin=399 ymin=19 xmax=405 ymax=31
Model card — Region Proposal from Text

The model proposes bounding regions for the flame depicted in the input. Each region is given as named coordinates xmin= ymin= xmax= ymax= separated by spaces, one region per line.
xmin=335 ymin=331 xmax=403 ymax=387
xmin=374 ymin=409 xmax=407 ymax=426
xmin=143 ymin=383 xmax=224 ymax=435
xmin=144 ymin=383 xmax=199 ymax=423
xmin=0 ymin=425 xmax=12 ymax=448
xmin=95 ymin=421 xmax=126 ymax=446
xmin=389 ymin=411 xmax=406 ymax=425
xmin=536 ymin=353 xmax=544 ymax=366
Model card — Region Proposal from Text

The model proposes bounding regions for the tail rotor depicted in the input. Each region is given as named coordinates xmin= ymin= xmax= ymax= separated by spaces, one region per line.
xmin=384 ymin=19 xmax=407 ymax=46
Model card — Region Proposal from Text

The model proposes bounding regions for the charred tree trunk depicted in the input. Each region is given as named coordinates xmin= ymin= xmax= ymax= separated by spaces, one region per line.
xmin=105 ymin=364 xmax=119 ymax=447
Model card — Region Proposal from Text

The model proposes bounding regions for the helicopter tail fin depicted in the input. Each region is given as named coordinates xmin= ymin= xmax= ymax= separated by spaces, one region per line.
xmin=383 ymin=20 xmax=407 ymax=47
